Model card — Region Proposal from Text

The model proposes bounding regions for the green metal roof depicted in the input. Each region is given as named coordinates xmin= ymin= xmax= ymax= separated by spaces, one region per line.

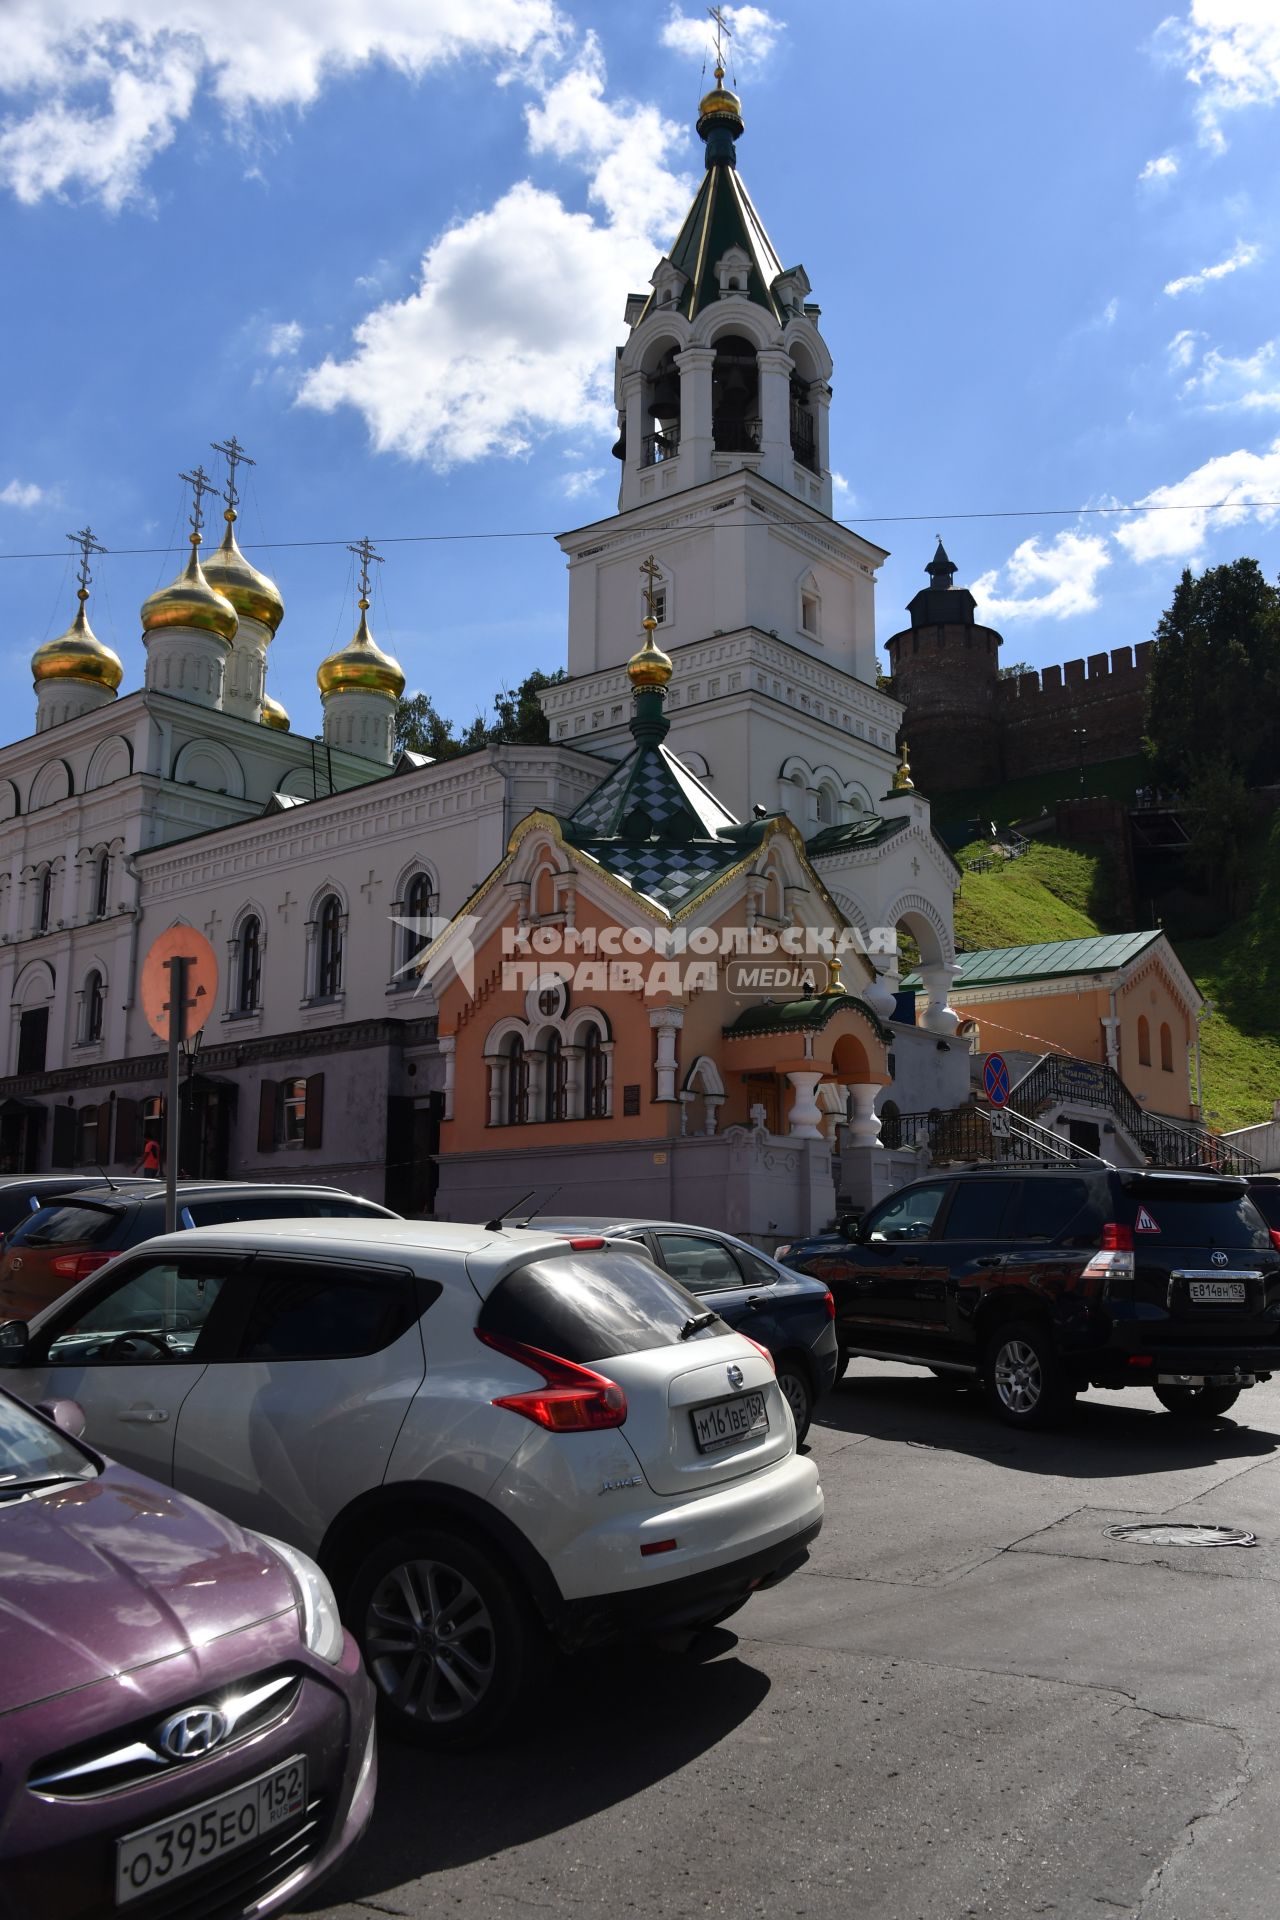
xmin=805 ymin=814 xmax=906 ymax=857
xmin=723 ymin=994 xmax=892 ymax=1043
xmin=639 ymin=156 xmax=785 ymax=326
xmin=902 ymin=931 xmax=1164 ymax=990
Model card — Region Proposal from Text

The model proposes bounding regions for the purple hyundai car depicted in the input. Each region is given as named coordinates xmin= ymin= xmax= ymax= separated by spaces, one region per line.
xmin=0 ymin=1386 xmax=375 ymax=1917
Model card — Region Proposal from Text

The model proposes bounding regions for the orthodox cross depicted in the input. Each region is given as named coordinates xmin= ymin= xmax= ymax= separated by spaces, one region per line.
xmin=348 ymin=535 xmax=383 ymax=611
xmin=211 ymin=435 xmax=255 ymax=518
xmin=277 ymin=889 xmax=297 ymax=924
xmin=707 ymin=5 xmax=732 ymax=71
xmin=639 ymin=553 xmax=662 ymax=623
xmin=359 ymin=868 xmax=381 ymax=906
xmin=178 ymin=465 xmax=216 ymax=547
xmin=66 ymin=525 xmax=106 ymax=599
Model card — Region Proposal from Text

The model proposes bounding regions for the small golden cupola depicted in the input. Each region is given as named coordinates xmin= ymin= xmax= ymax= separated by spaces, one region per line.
xmin=32 ymin=527 xmax=124 ymax=733
xmin=260 ymin=692 xmax=290 ymax=731
xmin=141 ymin=466 xmax=237 ymax=712
xmin=628 ymin=551 xmax=674 ymax=690
xmin=203 ymin=436 xmax=285 ymax=723
xmin=318 ymin=537 xmax=405 ymax=766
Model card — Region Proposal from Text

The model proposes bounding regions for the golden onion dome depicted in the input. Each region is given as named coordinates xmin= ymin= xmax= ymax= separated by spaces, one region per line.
xmin=141 ymin=542 xmax=237 ymax=644
xmin=627 ymin=620 xmax=674 ymax=690
xmin=201 ymin=512 xmax=284 ymax=635
xmin=260 ymin=692 xmax=290 ymax=731
xmin=697 ymin=64 xmax=743 ymax=133
xmin=32 ymin=596 xmax=124 ymax=692
xmin=316 ymin=606 xmax=405 ymax=700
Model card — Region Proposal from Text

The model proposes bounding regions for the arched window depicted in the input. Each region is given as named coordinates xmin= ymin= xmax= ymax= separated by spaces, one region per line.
xmin=317 ymin=895 xmax=343 ymax=998
xmin=37 ymin=868 xmax=52 ymax=934
xmin=583 ymin=1023 xmax=608 ymax=1119
xmin=505 ymin=1036 xmax=529 ymax=1126
xmin=402 ymin=872 xmax=436 ymax=970
xmin=544 ymin=1031 xmax=567 ymax=1122
xmin=1159 ymin=1022 xmax=1173 ymax=1072
xmin=83 ymin=969 xmax=104 ymax=1043
xmin=711 ymin=334 xmax=760 ymax=452
xmin=815 ymin=785 xmax=836 ymax=826
xmin=94 ymin=852 xmax=111 ymax=919
xmin=1137 ymin=1016 xmax=1151 ymax=1068
xmin=238 ymin=915 xmax=262 ymax=1013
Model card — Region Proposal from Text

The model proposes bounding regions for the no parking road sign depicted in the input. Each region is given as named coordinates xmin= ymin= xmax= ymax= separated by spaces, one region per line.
xmin=983 ymin=1053 xmax=1011 ymax=1107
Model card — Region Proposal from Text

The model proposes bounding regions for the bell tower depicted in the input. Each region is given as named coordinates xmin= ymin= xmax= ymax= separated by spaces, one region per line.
xmin=550 ymin=67 xmax=902 ymax=824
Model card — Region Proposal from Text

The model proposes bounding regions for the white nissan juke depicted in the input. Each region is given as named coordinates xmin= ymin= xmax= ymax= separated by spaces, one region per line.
xmin=0 ymin=1220 xmax=824 ymax=1746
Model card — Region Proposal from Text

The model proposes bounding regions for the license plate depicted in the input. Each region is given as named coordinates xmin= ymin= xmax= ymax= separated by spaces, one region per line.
xmin=1189 ymin=1280 xmax=1247 ymax=1304
xmin=691 ymin=1389 xmax=769 ymax=1452
xmin=115 ymin=1755 xmax=307 ymax=1906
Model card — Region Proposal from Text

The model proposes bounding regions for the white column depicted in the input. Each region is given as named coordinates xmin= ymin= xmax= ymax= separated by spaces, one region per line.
xmin=675 ymin=347 xmax=716 ymax=486
xmin=863 ymin=964 xmax=898 ymax=1020
xmin=704 ymin=1093 xmax=724 ymax=1136
xmin=485 ymin=1056 xmax=503 ymax=1128
xmin=1100 ymin=1016 xmax=1120 ymax=1075
xmin=810 ymin=382 xmax=833 ymax=512
xmin=756 ymin=346 xmax=794 ymax=488
xmin=846 ymin=1085 xmax=883 ymax=1150
xmin=620 ymin=370 xmax=647 ymax=509
xmin=650 ymin=1007 xmax=683 ymax=1101
xmin=439 ymin=1034 xmax=456 ymax=1122
xmin=918 ymin=961 xmax=960 ymax=1037
xmin=786 ymin=1071 xmax=824 ymax=1139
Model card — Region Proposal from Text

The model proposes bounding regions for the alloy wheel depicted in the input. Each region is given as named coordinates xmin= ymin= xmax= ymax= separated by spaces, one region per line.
xmin=364 ymin=1557 xmax=496 ymax=1724
xmin=993 ymin=1338 xmax=1044 ymax=1417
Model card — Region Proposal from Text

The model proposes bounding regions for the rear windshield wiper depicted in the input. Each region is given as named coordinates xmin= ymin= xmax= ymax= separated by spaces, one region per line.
xmin=678 ymin=1311 xmax=720 ymax=1341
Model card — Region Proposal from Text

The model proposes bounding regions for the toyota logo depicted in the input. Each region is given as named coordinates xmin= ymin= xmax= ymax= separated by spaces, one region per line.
xmin=1211 ymin=1251 xmax=1229 ymax=1268
xmin=157 ymin=1706 xmax=229 ymax=1760
xmin=727 ymin=1364 xmax=744 ymax=1390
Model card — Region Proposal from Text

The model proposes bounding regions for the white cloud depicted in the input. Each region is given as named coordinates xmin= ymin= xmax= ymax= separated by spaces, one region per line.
xmin=0 ymin=0 xmax=564 ymax=207
xmin=1184 ymin=335 xmax=1280 ymax=410
xmin=0 ymin=478 xmax=46 ymax=508
xmin=1168 ymin=327 xmax=1205 ymax=368
xmin=1113 ymin=435 xmax=1280 ymax=564
xmin=299 ymin=41 xmax=693 ymax=468
xmin=1139 ymin=152 xmax=1179 ymax=182
xmin=1159 ymin=1 xmax=1280 ymax=150
xmin=562 ymin=465 xmax=605 ymax=498
xmin=1163 ymin=238 xmax=1260 ymax=295
xmin=971 ymin=530 xmax=1112 ymax=623
xmin=660 ymin=5 xmax=784 ymax=73
xmin=1101 ymin=297 xmax=1118 ymax=326
xmin=265 ymin=319 xmax=302 ymax=357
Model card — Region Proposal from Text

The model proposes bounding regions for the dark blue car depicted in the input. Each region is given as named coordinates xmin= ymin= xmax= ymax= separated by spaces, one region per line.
xmin=513 ymin=1216 xmax=839 ymax=1440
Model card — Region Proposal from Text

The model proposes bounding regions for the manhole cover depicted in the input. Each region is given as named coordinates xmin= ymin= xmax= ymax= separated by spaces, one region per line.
xmin=1103 ymin=1522 xmax=1257 ymax=1549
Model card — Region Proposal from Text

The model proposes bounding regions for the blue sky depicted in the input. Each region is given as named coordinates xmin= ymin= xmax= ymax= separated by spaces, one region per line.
xmin=2 ymin=1 xmax=1279 ymax=743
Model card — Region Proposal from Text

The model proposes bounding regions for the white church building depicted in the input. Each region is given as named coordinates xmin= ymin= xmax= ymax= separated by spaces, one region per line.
xmin=0 ymin=72 xmax=967 ymax=1229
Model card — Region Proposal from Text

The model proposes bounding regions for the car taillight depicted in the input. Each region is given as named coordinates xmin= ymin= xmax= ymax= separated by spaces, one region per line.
xmin=476 ymin=1328 xmax=627 ymax=1431
xmin=1082 ymin=1235 xmax=1134 ymax=1293
xmin=743 ymin=1336 xmax=776 ymax=1373
xmin=1269 ymin=1229 xmax=1280 ymax=1255
xmin=50 ymin=1252 xmax=114 ymax=1281
xmin=773 ymin=1243 xmax=792 ymax=1259
xmin=1101 ymin=1223 xmax=1134 ymax=1251
xmin=822 ymin=1289 xmax=835 ymax=1321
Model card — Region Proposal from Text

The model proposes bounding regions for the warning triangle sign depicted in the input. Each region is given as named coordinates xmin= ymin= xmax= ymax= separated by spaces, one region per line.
xmin=1135 ymin=1206 xmax=1161 ymax=1235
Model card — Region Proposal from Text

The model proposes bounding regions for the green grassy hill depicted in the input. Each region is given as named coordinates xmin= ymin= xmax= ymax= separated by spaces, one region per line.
xmin=949 ymin=821 xmax=1280 ymax=1131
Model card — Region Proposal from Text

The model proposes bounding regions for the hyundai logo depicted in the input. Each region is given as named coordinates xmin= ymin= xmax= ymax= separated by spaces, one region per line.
xmin=157 ymin=1706 xmax=229 ymax=1760
xmin=727 ymin=1364 xmax=744 ymax=1390
xmin=1211 ymin=1251 xmax=1229 ymax=1268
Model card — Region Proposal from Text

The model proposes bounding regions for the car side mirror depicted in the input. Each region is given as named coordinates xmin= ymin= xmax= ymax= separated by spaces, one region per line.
xmin=0 ymin=1320 xmax=29 ymax=1366
xmin=35 ymin=1397 xmax=86 ymax=1440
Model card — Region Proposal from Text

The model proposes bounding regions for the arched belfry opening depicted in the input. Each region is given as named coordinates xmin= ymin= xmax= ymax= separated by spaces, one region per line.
xmin=645 ymin=345 xmax=682 ymax=465
xmin=712 ymin=335 xmax=760 ymax=453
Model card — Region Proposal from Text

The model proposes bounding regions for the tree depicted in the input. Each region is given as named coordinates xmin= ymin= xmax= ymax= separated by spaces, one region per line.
xmin=1144 ymin=558 xmax=1280 ymax=787
xmin=394 ymin=668 xmax=567 ymax=761
xmin=1183 ymin=765 xmax=1253 ymax=916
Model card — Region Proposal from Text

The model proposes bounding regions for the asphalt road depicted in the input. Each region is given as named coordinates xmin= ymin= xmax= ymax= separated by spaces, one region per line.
xmin=302 ymin=1363 xmax=1280 ymax=1920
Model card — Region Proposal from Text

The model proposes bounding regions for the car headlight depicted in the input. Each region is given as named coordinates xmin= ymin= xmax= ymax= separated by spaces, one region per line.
xmin=256 ymin=1534 xmax=346 ymax=1666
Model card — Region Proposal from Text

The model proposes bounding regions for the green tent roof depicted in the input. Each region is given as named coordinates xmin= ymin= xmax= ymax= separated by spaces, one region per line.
xmin=902 ymin=931 xmax=1164 ymax=990
xmin=723 ymin=994 xmax=892 ymax=1043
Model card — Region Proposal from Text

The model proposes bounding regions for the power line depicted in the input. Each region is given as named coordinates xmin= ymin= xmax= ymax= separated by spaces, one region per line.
xmin=2 ymin=497 xmax=1279 ymax=564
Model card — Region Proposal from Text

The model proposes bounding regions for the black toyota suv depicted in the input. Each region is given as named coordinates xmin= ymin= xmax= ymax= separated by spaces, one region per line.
xmin=781 ymin=1167 xmax=1280 ymax=1428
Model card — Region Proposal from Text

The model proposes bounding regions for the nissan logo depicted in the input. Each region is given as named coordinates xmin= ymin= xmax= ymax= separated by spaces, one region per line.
xmin=157 ymin=1706 xmax=229 ymax=1760
xmin=1211 ymin=1251 xmax=1229 ymax=1268
xmin=727 ymin=1364 xmax=744 ymax=1390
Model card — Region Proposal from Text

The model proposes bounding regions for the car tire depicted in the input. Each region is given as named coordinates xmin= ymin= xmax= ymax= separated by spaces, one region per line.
xmin=1154 ymin=1383 xmax=1242 ymax=1420
xmin=776 ymin=1359 xmax=814 ymax=1442
xmin=348 ymin=1527 xmax=542 ymax=1750
xmin=982 ymin=1321 xmax=1075 ymax=1429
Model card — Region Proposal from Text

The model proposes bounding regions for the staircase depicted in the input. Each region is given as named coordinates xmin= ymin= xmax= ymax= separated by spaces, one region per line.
xmin=1007 ymin=1053 xmax=1260 ymax=1173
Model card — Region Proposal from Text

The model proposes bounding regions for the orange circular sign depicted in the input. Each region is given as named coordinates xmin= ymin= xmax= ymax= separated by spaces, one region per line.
xmin=141 ymin=926 xmax=219 ymax=1043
